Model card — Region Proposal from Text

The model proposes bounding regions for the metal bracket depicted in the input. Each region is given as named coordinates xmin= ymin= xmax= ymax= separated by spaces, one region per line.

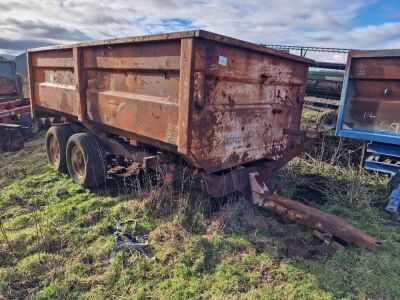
xmin=249 ymin=172 xmax=269 ymax=206
xmin=247 ymin=173 xmax=381 ymax=248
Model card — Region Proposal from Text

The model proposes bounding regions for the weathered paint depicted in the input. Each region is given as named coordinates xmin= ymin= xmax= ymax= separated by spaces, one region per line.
xmin=28 ymin=30 xmax=312 ymax=173
xmin=336 ymin=49 xmax=400 ymax=145
xmin=190 ymin=38 xmax=309 ymax=171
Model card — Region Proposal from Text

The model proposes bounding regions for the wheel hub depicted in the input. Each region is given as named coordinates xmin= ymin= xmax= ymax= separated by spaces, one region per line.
xmin=70 ymin=145 xmax=85 ymax=179
xmin=49 ymin=136 xmax=60 ymax=166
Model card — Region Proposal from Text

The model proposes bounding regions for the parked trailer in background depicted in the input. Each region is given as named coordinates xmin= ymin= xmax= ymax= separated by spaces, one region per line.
xmin=0 ymin=57 xmax=38 ymax=151
xmin=0 ymin=57 xmax=20 ymax=98
xmin=28 ymin=30 xmax=380 ymax=248
xmin=305 ymin=71 xmax=344 ymax=130
xmin=266 ymin=44 xmax=349 ymax=130
xmin=306 ymin=70 xmax=343 ymax=101
xmin=336 ymin=49 xmax=400 ymax=212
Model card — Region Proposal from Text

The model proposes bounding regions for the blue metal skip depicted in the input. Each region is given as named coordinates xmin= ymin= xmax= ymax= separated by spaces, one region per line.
xmin=336 ymin=49 xmax=400 ymax=212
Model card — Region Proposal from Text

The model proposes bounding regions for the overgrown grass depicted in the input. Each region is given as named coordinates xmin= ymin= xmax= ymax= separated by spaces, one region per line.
xmin=0 ymin=133 xmax=399 ymax=299
xmin=301 ymin=109 xmax=320 ymax=130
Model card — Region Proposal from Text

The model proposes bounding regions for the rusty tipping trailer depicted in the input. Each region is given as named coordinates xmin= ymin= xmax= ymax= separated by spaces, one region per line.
xmin=27 ymin=30 xmax=380 ymax=248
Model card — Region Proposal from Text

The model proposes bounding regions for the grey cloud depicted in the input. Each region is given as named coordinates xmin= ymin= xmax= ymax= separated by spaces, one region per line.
xmin=0 ymin=38 xmax=54 ymax=51
xmin=0 ymin=3 xmax=12 ymax=11
xmin=4 ymin=18 xmax=90 ymax=41
xmin=0 ymin=0 xmax=399 ymax=56
xmin=91 ymin=15 xmax=124 ymax=24
xmin=0 ymin=1 xmax=32 ymax=10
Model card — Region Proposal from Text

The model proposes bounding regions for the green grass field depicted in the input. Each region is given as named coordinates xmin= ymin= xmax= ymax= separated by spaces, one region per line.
xmin=0 ymin=130 xmax=399 ymax=299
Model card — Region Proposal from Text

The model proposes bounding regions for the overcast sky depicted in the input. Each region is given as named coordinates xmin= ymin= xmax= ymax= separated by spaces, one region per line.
xmin=0 ymin=0 xmax=399 ymax=62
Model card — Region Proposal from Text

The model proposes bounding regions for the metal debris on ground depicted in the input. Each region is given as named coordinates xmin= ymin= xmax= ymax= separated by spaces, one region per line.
xmin=38 ymin=177 xmax=56 ymax=186
xmin=108 ymin=220 xmax=154 ymax=262
xmin=249 ymin=172 xmax=382 ymax=248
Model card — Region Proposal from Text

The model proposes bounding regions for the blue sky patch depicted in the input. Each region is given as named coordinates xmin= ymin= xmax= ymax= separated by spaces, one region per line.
xmin=353 ymin=0 xmax=400 ymax=26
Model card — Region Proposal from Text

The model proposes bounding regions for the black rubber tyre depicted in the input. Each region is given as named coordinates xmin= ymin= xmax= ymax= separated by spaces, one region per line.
xmin=46 ymin=125 xmax=74 ymax=173
xmin=19 ymin=112 xmax=41 ymax=137
xmin=316 ymin=110 xmax=338 ymax=130
xmin=66 ymin=133 xmax=107 ymax=188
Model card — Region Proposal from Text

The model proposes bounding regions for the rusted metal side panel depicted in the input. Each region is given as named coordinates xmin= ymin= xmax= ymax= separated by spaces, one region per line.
xmin=348 ymin=57 xmax=400 ymax=130
xmin=73 ymin=47 xmax=87 ymax=122
xmin=83 ymin=41 xmax=181 ymax=148
xmin=86 ymin=90 xmax=179 ymax=144
xmin=188 ymin=38 xmax=309 ymax=172
xmin=28 ymin=30 xmax=311 ymax=172
xmin=337 ymin=50 xmax=400 ymax=141
xmin=30 ymin=49 xmax=78 ymax=117
xmin=178 ymin=38 xmax=195 ymax=154
xmin=83 ymin=42 xmax=181 ymax=70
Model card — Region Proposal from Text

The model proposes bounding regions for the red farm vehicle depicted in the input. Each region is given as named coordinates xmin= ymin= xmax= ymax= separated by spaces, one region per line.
xmin=0 ymin=56 xmax=41 ymax=151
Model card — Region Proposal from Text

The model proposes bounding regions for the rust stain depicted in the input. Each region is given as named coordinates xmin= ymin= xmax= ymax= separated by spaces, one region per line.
xmin=28 ymin=30 xmax=311 ymax=173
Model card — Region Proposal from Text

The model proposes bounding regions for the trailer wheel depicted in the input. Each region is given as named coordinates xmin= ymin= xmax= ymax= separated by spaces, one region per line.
xmin=316 ymin=110 xmax=338 ymax=130
xmin=66 ymin=133 xmax=107 ymax=188
xmin=46 ymin=126 xmax=74 ymax=173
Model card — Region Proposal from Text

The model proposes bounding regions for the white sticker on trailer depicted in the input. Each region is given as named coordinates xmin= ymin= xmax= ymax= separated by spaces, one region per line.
xmin=218 ymin=55 xmax=227 ymax=66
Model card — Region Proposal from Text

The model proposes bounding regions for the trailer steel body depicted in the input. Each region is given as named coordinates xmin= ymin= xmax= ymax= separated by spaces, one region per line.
xmin=28 ymin=30 xmax=313 ymax=172
xmin=28 ymin=30 xmax=380 ymax=247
